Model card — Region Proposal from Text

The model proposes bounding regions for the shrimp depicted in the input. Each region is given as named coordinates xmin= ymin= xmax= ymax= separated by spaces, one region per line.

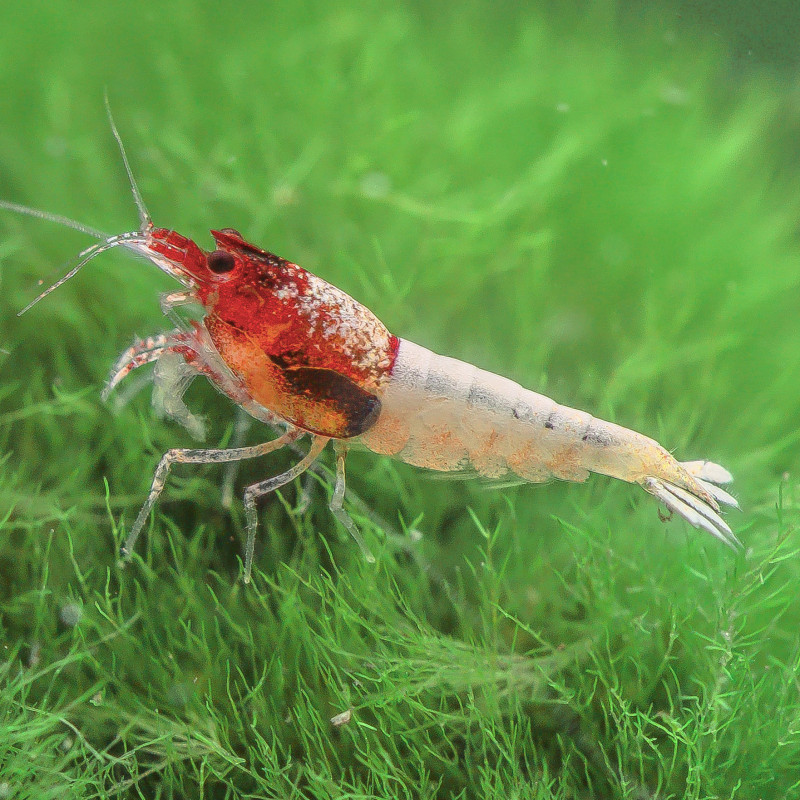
xmin=3 ymin=111 xmax=739 ymax=582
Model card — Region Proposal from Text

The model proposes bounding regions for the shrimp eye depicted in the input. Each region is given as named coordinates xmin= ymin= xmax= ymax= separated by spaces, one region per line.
xmin=207 ymin=250 xmax=236 ymax=274
xmin=219 ymin=228 xmax=242 ymax=238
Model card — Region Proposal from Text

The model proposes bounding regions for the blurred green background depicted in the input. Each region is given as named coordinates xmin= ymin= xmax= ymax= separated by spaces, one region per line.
xmin=1 ymin=1 xmax=800 ymax=797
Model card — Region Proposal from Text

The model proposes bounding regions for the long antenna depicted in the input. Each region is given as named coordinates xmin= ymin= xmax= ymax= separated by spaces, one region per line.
xmin=104 ymin=90 xmax=152 ymax=232
xmin=0 ymin=199 xmax=109 ymax=240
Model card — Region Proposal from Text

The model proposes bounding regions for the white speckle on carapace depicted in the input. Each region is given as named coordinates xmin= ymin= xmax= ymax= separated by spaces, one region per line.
xmin=291 ymin=272 xmax=395 ymax=387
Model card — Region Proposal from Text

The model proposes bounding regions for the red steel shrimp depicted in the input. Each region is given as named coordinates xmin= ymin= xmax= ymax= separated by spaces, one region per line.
xmin=3 ymin=113 xmax=740 ymax=582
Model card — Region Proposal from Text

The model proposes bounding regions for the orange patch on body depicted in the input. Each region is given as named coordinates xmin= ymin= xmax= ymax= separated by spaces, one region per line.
xmin=467 ymin=429 xmax=508 ymax=479
xmin=507 ymin=440 xmax=551 ymax=483
xmin=358 ymin=411 xmax=411 ymax=456
xmin=546 ymin=445 xmax=590 ymax=482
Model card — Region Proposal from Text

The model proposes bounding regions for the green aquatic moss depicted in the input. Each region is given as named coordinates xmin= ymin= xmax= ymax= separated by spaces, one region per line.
xmin=0 ymin=1 xmax=799 ymax=797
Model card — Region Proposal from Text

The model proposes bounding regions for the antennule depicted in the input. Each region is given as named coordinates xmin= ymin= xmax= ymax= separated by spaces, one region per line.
xmin=104 ymin=91 xmax=152 ymax=233
xmin=17 ymin=232 xmax=144 ymax=316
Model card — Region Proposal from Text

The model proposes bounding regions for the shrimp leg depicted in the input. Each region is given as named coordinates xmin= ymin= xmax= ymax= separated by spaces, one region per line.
xmin=242 ymin=435 xmax=329 ymax=582
xmin=121 ymin=429 xmax=302 ymax=567
xmin=220 ymin=410 xmax=254 ymax=509
xmin=104 ymin=327 xmax=236 ymax=404
xmin=330 ymin=441 xmax=375 ymax=563
xmin=105 ymin=325 xmax=286 ymax=429
xmin=102 ymin=332 xmax=173 ymax=400
xmin=103 ymin=330 xmax=211 ymax=438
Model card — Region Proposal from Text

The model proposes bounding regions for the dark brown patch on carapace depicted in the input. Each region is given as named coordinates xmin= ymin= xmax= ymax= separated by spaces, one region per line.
xmin=283 ymin=366 xmax=382 ymax=437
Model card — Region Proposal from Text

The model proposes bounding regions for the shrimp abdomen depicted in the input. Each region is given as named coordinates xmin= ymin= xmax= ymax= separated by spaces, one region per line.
xmin=360 ymin=339 xmax=738 ymax=546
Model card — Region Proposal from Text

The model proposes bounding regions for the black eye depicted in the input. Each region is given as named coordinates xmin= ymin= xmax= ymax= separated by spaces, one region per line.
xmin=207 ymin=250 xmax=236 ymax=274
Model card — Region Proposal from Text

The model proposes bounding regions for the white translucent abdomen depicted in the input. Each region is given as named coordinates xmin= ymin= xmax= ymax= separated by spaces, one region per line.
xmin=359 ymin=339 xmax=661 ymax=485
